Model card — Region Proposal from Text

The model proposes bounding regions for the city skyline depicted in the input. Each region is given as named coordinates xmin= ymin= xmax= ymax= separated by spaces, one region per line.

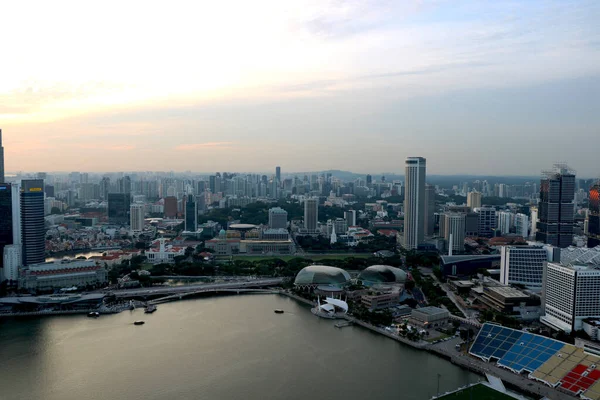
xmin=1 ymin=0 xmax=599 ymax=175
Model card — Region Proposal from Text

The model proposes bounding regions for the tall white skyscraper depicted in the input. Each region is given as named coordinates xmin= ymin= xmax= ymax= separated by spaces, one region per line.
xmin=530 ymin=207 xmax=538 ymax=239
xmin=130 ymin=204 xmax=145 ymax=232
xmin=497 ymin=211 xmax=513 ymax=235
xmin=304 ymin=197 xmax=318 ymax=233
xmin=404 ymin=157 xmax=426 ymax=249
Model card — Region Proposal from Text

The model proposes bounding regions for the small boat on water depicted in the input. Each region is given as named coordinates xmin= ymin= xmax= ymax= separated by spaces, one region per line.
xmin=274 ymin=309 xmax=284 ymax=314
xmin=144 ymin=305 xmax=157 ymax=314
xmin=87 ymin=312 xmax=100 ymax=318
xmin=134 ymin=321 xmax=145 ymax=325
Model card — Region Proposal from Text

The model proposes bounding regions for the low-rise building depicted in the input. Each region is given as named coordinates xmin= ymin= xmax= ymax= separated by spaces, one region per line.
xmin=240 ymin=240 xmax=295 ymax=255
xmin=479 ymin=285 xmax=531 ymax=313
xmin=361 ymin=292 xmax=399 ymax=310
xmin=19 ymin=260 xmax=107 ymax=291
xmin=145 ymin=238 xmax=186 ymax=263
xmin=409 ymin=306 xmax=450 ymax=329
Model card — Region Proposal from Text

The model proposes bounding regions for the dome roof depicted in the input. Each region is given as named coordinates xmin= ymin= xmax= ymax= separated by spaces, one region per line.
xmin=358 ymin=265 xmax=407 ymax=285
xmin=294 ymin=266 xmax=351 ymax=287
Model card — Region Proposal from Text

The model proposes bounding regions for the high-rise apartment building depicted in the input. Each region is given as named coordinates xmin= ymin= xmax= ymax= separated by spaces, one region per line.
xmin=588 ymin=183 xmax=600 ymax=248
xmin=108 ymin=193 xmax=131 ymax=225
xmin=497 ymin=211 xmax=513 ymax=235
xmin=304 ymin=197 xmax=318 ymax=233
xmin=542 ymin=263 xmax=600 ymax=333
xmin=130 ymin=204 xmax=145 ymax=232
xmin=442 ymin=213 xmax=465 ymax=254
xmin=476 ymin=206 xmax=496 ymax=237
xmin=467 ymin=192 xmax=482 ymax=210
xmin=344 ymin=210 xmax=356 ymax=227
xmin=21 ymin=180 xmax=45 ymax=266
xmin=536 ymin=164 xmax=575 ymax=248
xmin=515 ymin=213 xmax=529 ymax=238
xmin=268 ymin=207 xmax=288 ymax=229
xmin=424 ymin=184 xmax=436 ymax=236
xmin=403 ymin=157 xmax=426 ymax=249
xmin=0 ymin=183 xmax=20 ymax=276
xmin=530 ymin=207 xmax=538 ymax=239
xmin=500 ymin=245 xmax=550 ymax=290
xmin=0 ymin=129 xmax=4 ymax=183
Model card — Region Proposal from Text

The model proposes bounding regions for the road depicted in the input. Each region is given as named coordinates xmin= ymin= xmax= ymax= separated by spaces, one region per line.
xmin=109 ymin=278 xmax=285 ymax=298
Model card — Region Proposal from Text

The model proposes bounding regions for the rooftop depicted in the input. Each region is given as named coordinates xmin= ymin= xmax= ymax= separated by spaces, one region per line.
xmin=414 ymin=306 xmax=447 ymax=316
xmin=485 ymin=286 xmax=528 ymax=299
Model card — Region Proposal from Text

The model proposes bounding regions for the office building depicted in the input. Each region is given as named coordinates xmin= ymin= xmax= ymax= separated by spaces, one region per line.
xmin=304 ymin=197 xmax=318 ymax=233
xmin=515 ymin=213 xmax=529 ymax=238
xmin=107 ymin=193 xmax=131 ymax=225
xmin=130 ymin=204 xmax=145 ymax=232
xmin=477 ymin=206 xmax=497 ymax=237
xmin=536 ymin=164 xmax=575 ymax=248
xmin=442 ymin=213 xmax=466 ymax=254
xmin=184 ymin=196 xmax=197 ymax=232
xmin=424 ymin=184 xmax=436 ymax=236
xmin=500 ymin=245 xmax=550 ymax=290
xmin=0 ymin=183 xmax=21 ymax=279
xmin=403 ymin=157 xmax=426 ymax=249
xmin=465 ymin=212 xmax=479 ymax=237
xmin=497 ymin=211 xmax=513 ymax=235
xmin=344 ymin=210 xmax=356 ymax=227
xmin=268 ymin=207 xmax=288 ymax=229
xmin=467 ymin=191 xmax=482 ymax=210
xmin=588 ymin=183 xmax=600 ymax=248
xmin=542 ymin=263 xmax=600 ymax=333
xmin=164 ymin=196 xmax=178 ymax=218
xmin=0 ymin=128 xmax=4 ymax=183
xmin=275 ymin=166 xmax=281 ymax=183
xmin=21 ymin=180 xmax=45 ymax=266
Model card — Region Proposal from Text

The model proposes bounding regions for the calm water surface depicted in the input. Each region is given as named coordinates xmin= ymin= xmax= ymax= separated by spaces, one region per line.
xmin=0 ymin=295 xmax=478 ymax=400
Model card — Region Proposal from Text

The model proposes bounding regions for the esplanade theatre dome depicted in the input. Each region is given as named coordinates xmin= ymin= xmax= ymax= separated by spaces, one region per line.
xmin=294 ymin=266 xmax=351 ymax=288
xmin=358 ymin=265 xmax=407 ymax=286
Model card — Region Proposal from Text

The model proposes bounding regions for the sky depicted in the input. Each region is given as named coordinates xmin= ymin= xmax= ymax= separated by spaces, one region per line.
xmin=1 ymin=0 xmax=599 ymax=176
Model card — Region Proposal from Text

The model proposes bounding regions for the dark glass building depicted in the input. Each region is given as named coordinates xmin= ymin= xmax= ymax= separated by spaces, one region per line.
xmin=0 ymin=183 xmax=13 ymax=269
xmin=21 ymin=179 xmax=45 ymax=265
xmin=588 ymin=184 xmax=600 ymax=248
xmin=536 ymin=165 xmax=575 ymax=248
xmin=184 ymin=195 xmax=197 ymax=232
xmin=107 ymin=193 xmax=131 ymax=224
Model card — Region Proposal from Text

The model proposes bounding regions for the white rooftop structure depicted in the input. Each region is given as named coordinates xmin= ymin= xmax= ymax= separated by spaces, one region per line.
xmin=560 ymin=246 xmax=600 ymax=265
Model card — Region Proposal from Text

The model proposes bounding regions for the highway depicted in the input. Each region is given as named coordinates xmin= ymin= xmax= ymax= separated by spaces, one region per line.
xmin=109 ymin=278 xmax=285 ymax=298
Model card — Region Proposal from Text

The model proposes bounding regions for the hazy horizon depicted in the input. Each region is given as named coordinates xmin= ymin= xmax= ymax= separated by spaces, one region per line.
xmin=2 ymin=0 xmax=599 ymax=175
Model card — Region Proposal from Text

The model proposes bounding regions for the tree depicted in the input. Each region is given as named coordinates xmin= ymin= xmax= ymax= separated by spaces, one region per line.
xmin=51 ymin=207 xmax=62 ymax=215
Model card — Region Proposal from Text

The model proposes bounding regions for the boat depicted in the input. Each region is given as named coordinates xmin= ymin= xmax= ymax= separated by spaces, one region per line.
xmin=134 ymin=321 xmax=145 ymax=325
xmin=87 ymin=312 xmax=100 ymax=318
xmin=274 ymin=309 xmax=284 ymax=314
xmin=144 ymin=305 xmax=157 ymax=314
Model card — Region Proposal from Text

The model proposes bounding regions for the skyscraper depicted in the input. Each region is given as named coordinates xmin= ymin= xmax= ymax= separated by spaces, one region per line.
xmin=344 ymin=210 xmax=356 ymax=227
xmin=424 ymin=184 xmax=435 ymax=236
xmin=500 ymin=245 xmax=549 ymax=290
xmin=0 ymin=182 xmax=21 ymax=283
xmin=497 ymin=211 xmax=513 ymax=235
xmin=184 ymin=195 xmax=197 ymax=232
xmin=130 ymin=204 xmax=145 ymax=232
xmin=515 ymin=213 xmax=529 ymax=238
xmin=588 ymin=183 xmax=600 ymax=248
xmin=108 ymin=193 xmax=131 ymax=224
xmin=164 ymin=196 xmax=178 ymax=218
xmin=536 ymin=164 xmax=575 ymax=248
xmin=403 ymin=157 xmax=426 ymax=250
xmin=304 ymin=197 xmax=318 ymax=233
xmin=0 ymin=129 xmax=4 ymax=183
xmin=467 ymin=192 xmax=482 ymax=210
xmin=476 ymin=206 xmax=497 ymax=237
xmin=21 ymin=179 xmax=45 ymax=266
xmin=275 ymin=166 xmax=281 ymax=183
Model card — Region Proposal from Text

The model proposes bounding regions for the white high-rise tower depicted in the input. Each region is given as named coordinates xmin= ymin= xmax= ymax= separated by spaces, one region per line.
xmin=403 ymin=157 xmax=426 ymax=250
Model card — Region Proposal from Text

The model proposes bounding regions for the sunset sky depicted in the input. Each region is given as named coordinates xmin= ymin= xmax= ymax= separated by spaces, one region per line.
xmin=1 ymin=0 xmax=599 ymax=176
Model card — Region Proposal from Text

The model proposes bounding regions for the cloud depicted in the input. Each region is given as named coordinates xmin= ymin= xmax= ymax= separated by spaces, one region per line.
xmin=174 ymin=142 xmax=234 ymax=150
xmin=73 ymin=144 xmax=135 ymax=151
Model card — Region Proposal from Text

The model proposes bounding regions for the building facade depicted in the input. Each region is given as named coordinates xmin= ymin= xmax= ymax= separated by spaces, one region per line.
xmin=344 ymin=210 xmax=356 ymax=227
xmin=500 ymin=245 xmax=549 ymax=290
xmin=515 ymin=213 xmax=529 ymax=238
xmin=19 ymin=259 xmax=107 ymax=292
xmin=107 ymin=193 xmax=131 ymax=225
xmin=0 ymin=129 xmax=4 ymax=184
xmin=536 ymin=165 xmax=575 ymax=248
xmin=403 ymin=157 xmax=426 ymax=249
xmin=268 ymin=207 xmax=288 ymax=229
xmin=130 ymin=204 xmax=145 ymax=232
xmin=497 ymin=211 xmax=513 ymax=235
xmin=424 ymin=184 xmax=436 ymax=236
xmin=467 ymin=192 xmax=482 ymax=210
xmin=184 ymin=195 xmax=197 ymax=232
xmin=477 ymin=206 xmax=497 ymax=238
xmin=442 ymin=213 xmax=466 ymax=254
xmin=304 ymin=197 xmax=318 ymax=233
xmin=542 ymin=263 xmax=600 ymax=333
